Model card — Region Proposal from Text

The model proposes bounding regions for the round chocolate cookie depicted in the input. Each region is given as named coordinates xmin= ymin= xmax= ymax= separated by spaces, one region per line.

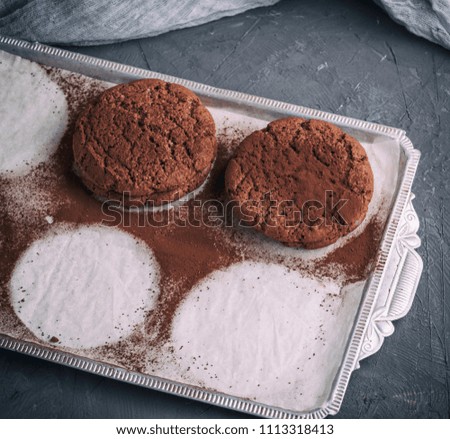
xmin=73 ymin=79 xmax=216 ymax=206
xmin=225 ymin=117 xmax=374 ymax=249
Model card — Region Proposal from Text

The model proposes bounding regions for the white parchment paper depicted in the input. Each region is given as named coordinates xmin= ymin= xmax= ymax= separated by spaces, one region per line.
xmin=0 ymin=49 xmax=402 ymax=414
xmin=0 ymin=50 xmax=68 ymax=176
xmin=9 ymin=225 xmax=161 ymax=349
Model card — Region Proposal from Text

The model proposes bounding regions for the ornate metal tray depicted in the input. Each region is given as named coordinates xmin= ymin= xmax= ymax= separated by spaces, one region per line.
xmin=0 ymin=36 xmax=422 ymax=418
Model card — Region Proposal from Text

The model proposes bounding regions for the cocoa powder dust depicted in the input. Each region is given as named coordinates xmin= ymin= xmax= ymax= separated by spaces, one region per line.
xmin=0 ymin=66 xmax=384 ymax=372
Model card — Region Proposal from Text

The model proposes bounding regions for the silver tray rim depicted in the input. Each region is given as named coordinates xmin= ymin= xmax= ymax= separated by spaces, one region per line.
xmin=0 ymin=36 xmax=422 ymax=419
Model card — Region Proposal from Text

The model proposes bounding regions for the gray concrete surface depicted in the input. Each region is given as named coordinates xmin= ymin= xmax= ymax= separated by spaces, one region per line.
xmin=0 ymin=0 xmax=449 ymax=418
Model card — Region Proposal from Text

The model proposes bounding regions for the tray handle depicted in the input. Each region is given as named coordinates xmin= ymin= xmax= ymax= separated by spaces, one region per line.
xmin=357 ymin=194 xmax=423 ymax=364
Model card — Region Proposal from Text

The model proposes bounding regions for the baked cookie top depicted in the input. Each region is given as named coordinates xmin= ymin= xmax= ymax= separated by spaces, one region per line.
xmin=73 ymin=79 xmax=216 ymax=205
xmin=225 ymin=117 xmax=374 ymax=249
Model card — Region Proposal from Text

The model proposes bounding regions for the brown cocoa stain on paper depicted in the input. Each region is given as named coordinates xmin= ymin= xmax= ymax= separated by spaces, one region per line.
xmin=0 ymin=67 xmax=384 ymax=372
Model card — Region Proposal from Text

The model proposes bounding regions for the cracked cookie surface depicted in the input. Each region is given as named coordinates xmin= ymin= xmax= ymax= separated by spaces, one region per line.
xmin=224 ymin=117 xmax=374 ymax=249
xmin=73 ymin=79 xmax=217 ymax=206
